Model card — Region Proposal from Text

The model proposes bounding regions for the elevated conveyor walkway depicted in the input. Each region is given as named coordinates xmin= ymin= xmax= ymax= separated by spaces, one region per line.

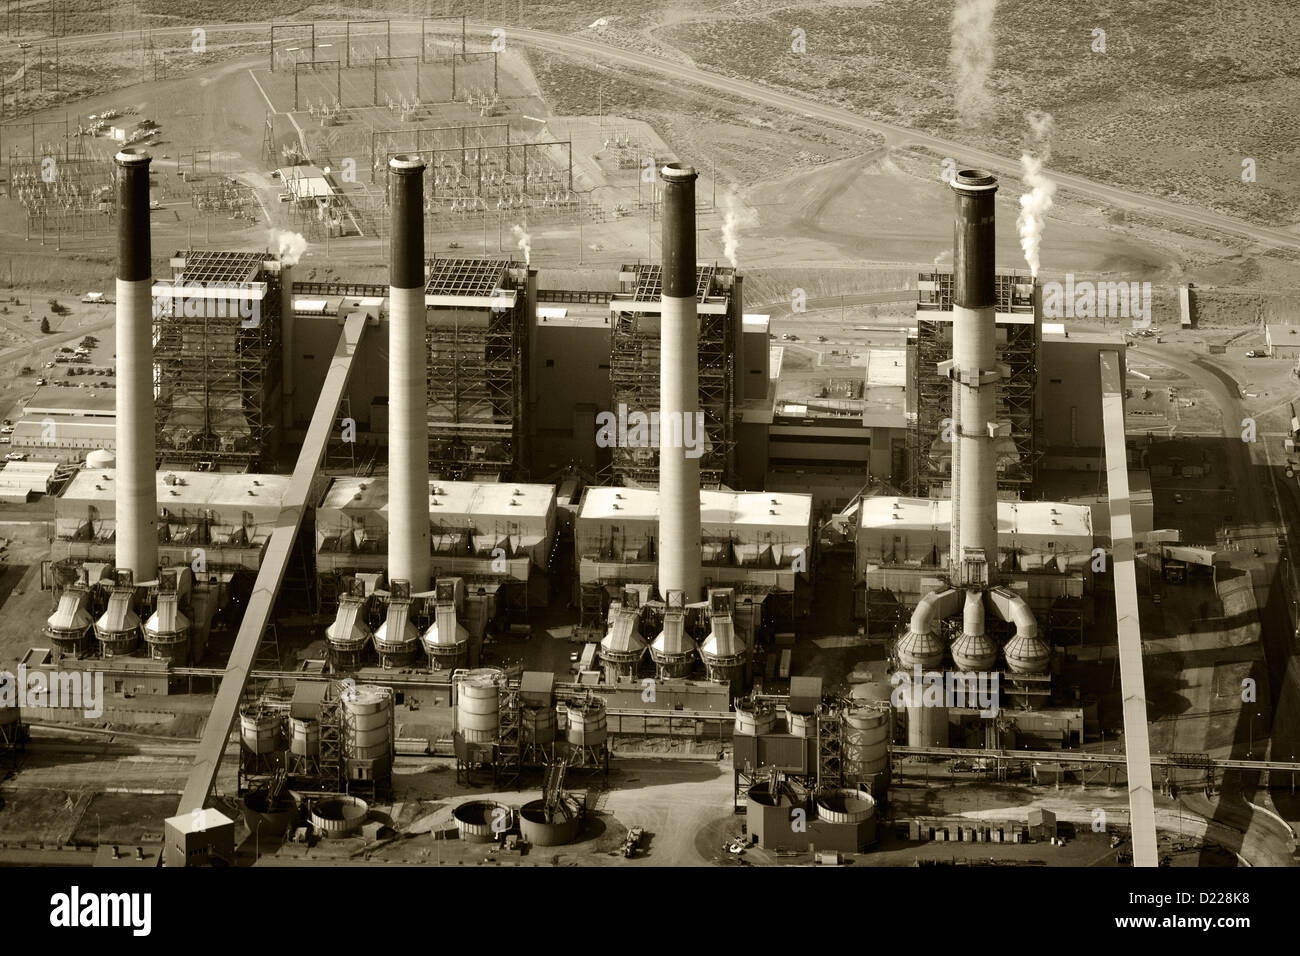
xmin=1100 ymin=349 xmax=1158 ymax=867
xmin=178 ymin=312 xmax=370 ymax=819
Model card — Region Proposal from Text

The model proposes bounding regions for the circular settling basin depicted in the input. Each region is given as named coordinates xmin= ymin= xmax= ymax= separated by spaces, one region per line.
xmin=519 ymin=799 xmax=580 ymax=847
xmin=310 ymin=796 xmax=368 ymax=838
xmin=453 ymin=800 xmax=511 ymax=843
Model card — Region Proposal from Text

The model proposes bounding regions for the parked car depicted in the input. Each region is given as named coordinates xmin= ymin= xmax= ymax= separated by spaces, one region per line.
xmin=4 ymin=452 xmax=26 ymax=461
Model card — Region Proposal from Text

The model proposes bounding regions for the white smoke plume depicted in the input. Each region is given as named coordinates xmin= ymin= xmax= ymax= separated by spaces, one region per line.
xmin=269 ymin=229 xmax=308 ymax=267
xmin=949 ymin=0 xmax=998 ymax=127
xmin=1016 ymin=110 xmax=1056 ymax=278
xmin=720 ymin=185 xmax=758 ymax=269
xmin=511 ymin=224 xmax=531 ymax=265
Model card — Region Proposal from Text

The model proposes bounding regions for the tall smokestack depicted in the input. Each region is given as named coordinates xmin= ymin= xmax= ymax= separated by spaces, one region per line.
xmin=114 ymin=148 xmax=158 ymax=582
xmin=387 ymin=155 xmax=431 ymax=592
xmin=948 ymin=169 xmax=999 ymax=588
xmin=657 ymin=163 xmax=702 ymax=602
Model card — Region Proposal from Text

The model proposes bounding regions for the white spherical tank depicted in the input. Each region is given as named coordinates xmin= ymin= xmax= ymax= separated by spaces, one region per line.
xmin=457 ymin=668 xmax=502 ymax=744
xmin=566 ymin=700 xmax=607 ymax=748
xmin=289 ymin=717 xmax=320 ymax=758
xmin=240 ymin=708 xmax=285 ymax=755
xmin=343 ymin=686 xmax=393 ymax=762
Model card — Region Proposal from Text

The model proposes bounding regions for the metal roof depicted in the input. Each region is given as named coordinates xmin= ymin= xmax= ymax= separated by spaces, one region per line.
xmin=48 ymin=590 xmax=93 ymax=633
xmin=580 ymin=487 xmax=813 ymax=530
xmin=424 ymin=256 xmax=517 ymax=297
xmin=650 ymin=613 xmax=697 ymax=657
xmin=374 ymin=603 xmax=418 ymax=647
xmin=327 ymin=600 xmax=372 ymax=647
xmin=23 ymin=386 xmax=116 ymax=416
xmin=701 ymin=617 xmax=743 ymax=659
xmin=423 ymin=604 xmax=467 ymax=647
xmin=600 ymin=607 xmax=646 ymax=655
xmin=145 ymin=593 xmax=191 ymax=637
xmin=95 ymin=590 xmax=140 ymax=634
xmin=860 ymin=496 xmax=1092 ymax=539
xmin=62 ymin=469 xmax=293 ymax=508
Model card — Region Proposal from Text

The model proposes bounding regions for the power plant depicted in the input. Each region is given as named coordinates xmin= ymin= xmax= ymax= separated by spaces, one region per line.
xmin=0 ymin=11 xmax=1291 ymax=886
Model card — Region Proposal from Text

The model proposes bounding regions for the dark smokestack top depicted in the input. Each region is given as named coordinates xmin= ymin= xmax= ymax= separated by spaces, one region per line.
xmin=115 ymin=148 xmax=152 ymax=282
xmin=389 ymin=154 xmax=425 ymax=290
xmin=951 ymin=169 xmax=997 ymax=309
xmin=659 ymin=163 xmax=698 ymax=298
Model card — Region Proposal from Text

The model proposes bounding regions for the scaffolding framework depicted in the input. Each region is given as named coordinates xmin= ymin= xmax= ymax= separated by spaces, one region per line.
xmin=425 ymin=256 xmax=528 ymax=478
xmin=610 ymin=263 xmax=738 ymax=487
xmin=910 ymin=271 xmax=1038 ymax=498
xmin=153 ymin=251 xmax=283 ymax=470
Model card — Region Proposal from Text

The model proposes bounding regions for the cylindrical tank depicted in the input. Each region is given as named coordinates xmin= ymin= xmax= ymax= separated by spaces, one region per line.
xmin=240 ymin=788 xmax=298 ymax=839
xmin=310 ymin=795 xmax=367 ymax=839
xmin=843 ymin=701 xmax=890 ymax=790
xmin=289 ymin=717 xmax=320 ymax=758
xmin=815 ymin=788 xmax=876 ymax=824
xmin=814 ymin=788 xmax=878 ymax=850
xmin=343 ymin=686 xmax=393 ymax=761
xmin=566 ymin=700 xmax=607 ymax=748
xmin=453 ymin=800 xmax=511 ymax=844
xmin=239 ymin=708 xmax=285 ymax=755
xmin=519 ymin=799 xmax=581 ymax=846
xmin=457 ymin=669 xmax=502 ymax=744
xmin=733 ymin=697 xmax=776 ymax=736
xmin=521 ymin=705 xmax=556 ymax=746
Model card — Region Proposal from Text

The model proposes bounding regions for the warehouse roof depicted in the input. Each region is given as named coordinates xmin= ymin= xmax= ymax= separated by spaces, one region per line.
xmin=23 ymin=386 xmax=115 ymax=416
xmin=62 ymin=469 xmax=294 ymax=507
xmin=319 ymin=478 xmax=555 ymax=520
xmin=580 ymin=487 xmax=813 ymax=529
xmin=13 ymin=416 xmax=115 ymax=442
xmin=860 ymin=496 xmax=1092 ymax=538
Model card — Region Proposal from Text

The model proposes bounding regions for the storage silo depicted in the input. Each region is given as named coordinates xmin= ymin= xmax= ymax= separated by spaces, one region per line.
xmin=341 ymin=685 xmax=394 ymax=790
xmin=456 ymin=668 xmax=503 ymax=746
xmin=842 ymin=700 xmax=891 ymax=799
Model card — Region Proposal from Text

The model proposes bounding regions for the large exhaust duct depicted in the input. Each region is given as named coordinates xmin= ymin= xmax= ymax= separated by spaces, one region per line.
xmin=387 ymin=155 xmax=431 ymax=592
xmin=657 ymin=163 xmax=703 ymax=602
xmin=114 ymin=148 xmax=158 ymax=582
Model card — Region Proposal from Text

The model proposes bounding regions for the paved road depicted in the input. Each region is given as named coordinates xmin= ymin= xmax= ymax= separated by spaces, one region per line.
xmin=3 ymin=21 xmax=1298 ymax=254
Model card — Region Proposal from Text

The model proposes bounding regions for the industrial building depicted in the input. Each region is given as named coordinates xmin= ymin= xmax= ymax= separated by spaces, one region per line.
xmin=152 ymin=250 xmax=286 ymax=471
xmin=910 ymin=269 xmax=1039 ymax=497
xmin=0 ymin=123 xmax=1210 ymax=876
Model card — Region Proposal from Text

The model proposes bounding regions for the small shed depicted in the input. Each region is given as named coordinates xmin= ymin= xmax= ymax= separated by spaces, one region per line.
xmin=1027 ymin=807 xmax=1058 ymax=842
